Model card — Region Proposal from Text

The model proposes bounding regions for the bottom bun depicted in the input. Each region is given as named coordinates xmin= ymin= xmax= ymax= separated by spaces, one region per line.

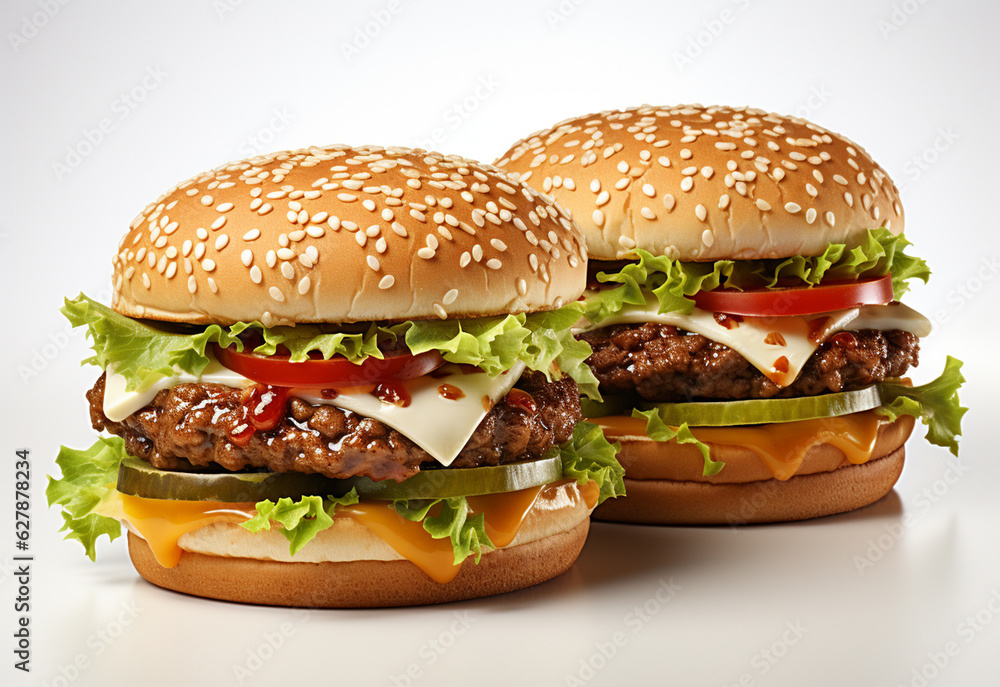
xmin=593 ymin=414 xmax=914 ymax=525
xmin=128 ymin=519 xmax=589 ymax=608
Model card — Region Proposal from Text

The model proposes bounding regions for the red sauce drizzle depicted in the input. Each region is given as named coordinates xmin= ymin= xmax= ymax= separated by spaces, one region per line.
xmin=713 ymin=312 xmax=743 ymax=329
xmin=505 ymin=388 xmax=537 ymax=414
xmin=320 ymin=388 xmax=339 ymax=399
xmin=228 ymin=385 xmax=289 ymax=446
xmin=828 ymin=331 xmax=859 ymax=350
xmin=807 ymin=316 xmax=832 ymax=343
xmin=372 ymin=381 xmax=411 ymax=408
xmin=437 ymin=384 xmax=465 ymax=401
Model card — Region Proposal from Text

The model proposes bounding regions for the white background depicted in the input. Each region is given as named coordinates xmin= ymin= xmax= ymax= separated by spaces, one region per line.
xmin=2 ymin=1 xmax=999 ymax=685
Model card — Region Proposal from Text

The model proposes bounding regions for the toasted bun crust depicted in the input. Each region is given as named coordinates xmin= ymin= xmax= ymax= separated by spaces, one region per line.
xmin=496 ymin=105 xmax=903 ymax=261
xmin=593 ymin=415 xmax=914 ymax=525
xmin=128 ymin=522 xmax=588 ymax=608
xmin=126 ymin=481 xmax=593 ymax=607
xmin=112 ymin=145 xmax=587 ymax=326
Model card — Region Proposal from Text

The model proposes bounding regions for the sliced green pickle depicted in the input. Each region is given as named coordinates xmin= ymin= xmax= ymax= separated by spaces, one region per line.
xmin=636 ymin=385 xmax=884 ymax=427
xmin=116 ymin=455 xmax=563 ymax=503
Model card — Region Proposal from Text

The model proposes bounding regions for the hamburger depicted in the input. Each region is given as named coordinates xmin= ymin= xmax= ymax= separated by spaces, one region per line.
xmin=47 ymin=144 xmax=625 ymax=606
xmin=495 ymin=105 xmax=966 ymax=525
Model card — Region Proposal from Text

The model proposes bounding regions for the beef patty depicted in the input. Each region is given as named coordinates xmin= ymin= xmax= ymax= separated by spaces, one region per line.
xmin=87 ymin=371 xmax=581 ymax=482
xmin=578 ymin=324 xmax=919 ymax=402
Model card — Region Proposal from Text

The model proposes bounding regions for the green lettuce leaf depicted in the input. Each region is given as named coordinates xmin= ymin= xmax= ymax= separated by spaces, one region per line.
xmin=582 ymin=228 xmax=932 ymax=325
xmin=46 ymin=437 xmax=126 ymax=560
xmin=878 ymin=357 xmax=967 ymax=456
xmin=395 ymin=305 xmax=600 ymax=399
xmin=393 ymin=498 xmax=492 ymax=565
xmin=63 ymin=293 xmax=598 ymax=398
xmin=555 ymin=421 xmax=626 ymax=504
xmin=632 ymin=409 xmax=722 ymax=476
xmin=240 ymin=489 xmax=360 ymax=556
xmin=62 ymin=294 xmax=245 ymax=392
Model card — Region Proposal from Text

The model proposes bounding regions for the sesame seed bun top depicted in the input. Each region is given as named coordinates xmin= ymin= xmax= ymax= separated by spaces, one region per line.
xmin=111 ymin=145 xmax=587 ymax=326
xmin=495 ymin=104 xmax=904 ymax=262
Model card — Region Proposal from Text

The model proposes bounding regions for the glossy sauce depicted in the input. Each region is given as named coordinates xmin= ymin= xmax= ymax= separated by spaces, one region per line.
xmin=371 ymin=381 xmax=411 ymax=407
xmin=437 ymin=384 xmax=465 ymax=401
xmin=228 ymin=385 xmax=290 ymax=446
xmin=807 ymin=316 xmax=832 ymax=343
xmin=828 ymin=331 xmax=859 ymax=350
xmin=505 ymin=388 xmax=537 ymax=413
xmin=713 ymin=312 xmax=743 ymax=329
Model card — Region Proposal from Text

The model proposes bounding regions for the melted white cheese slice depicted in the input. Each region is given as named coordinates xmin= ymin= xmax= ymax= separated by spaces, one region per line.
xmin=102 ymin=357 xmax=525 ymax=467
xmin=295 ymin=362 xmax=525 ymax=467
xmin=103 ymin=359 xmax=254 ymax=422
xmin=575 ymin=293 xmax=931 ymax=387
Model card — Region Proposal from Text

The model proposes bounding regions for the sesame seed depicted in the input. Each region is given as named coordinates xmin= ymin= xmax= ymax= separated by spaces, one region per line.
xmin=443 ymin=289 xmax=459 ymax=305
xmin=215 ymin=202 xmax=233 ymax=212
xmin=663 ymin=194 xmax=676 ymax=211
xmin=593 ymin=209 xmax=605 ymax=227
xmin=680 ymin=177 xmax=694 ymax=192
xmin=277 ymin=248 xmax=295 ymax=261
xmin=618 ymin=236 xmax=636 ymax=249
xmin=806 ymin=208 xmax=817 ymax=224
xmin=366 ymin=255 xmax=380 ymax=271
xmin=702 ymin=229 xmax=715 ymax=247
xmin=642 ymin=183 xmax=656 ymax=197
xmin=657 ymin=156 xmax=670 ymax=167
xmin=805 ymin=183 xmax=818 ymax=197
xmin=640 ymin=207 xmax=656 ymax=220
xmin=825 ymin=211 xmax=836 ymax=226
xmin=695 ymin=204 xmax=708 ymax=221
xmin=201 ymin=195 xmax=213 ymax=206
xmin=215 ymin=235 xmax=229 ymax=251
xmin=596 ymin=191 xmax=610 ymax=206
xmin=417 ymin=247 xmax=435 ymax=259
xmin=211 ymin=216 xmax=226 ymax=230
xmin=755 ymin=199 xmax=772 ymax=212
xmin=202 ymin=259 xmax=216 ymax=272
xmin=188 ymin=276 xmax=198 ymax=294
xmin=269 ymin=287 xmax=284 ymax=302
xmin=590 ymin=179 xmax=601 ymax=193
xmin=197 ymin=228 xmax=209 ymax=240
xmin=241 ymin=249 xmax=253 ymax=266
xmin=433 ymin=304 xmax=447 ymax=319
xmin=680 ymin=148 xmax=692 ymax=159
xmin=297 ymin=276 xmax=311 ymax=295
xmin=280 ymin=262 xmax=294 ymax=279
xmin=250 ymin=266 xmax=262 ymax=284
xmin=459 ymin=252 xmax=471 ymax=268
xmin=784 ymin=202 xmax=801 ymax=213
xmin=516 ymin=278 xmax=527 ymax=296
xmin=258 ymin=204 xmax=273 ymax=215
xmin=378 ymin=275 xmax=395 ymax=289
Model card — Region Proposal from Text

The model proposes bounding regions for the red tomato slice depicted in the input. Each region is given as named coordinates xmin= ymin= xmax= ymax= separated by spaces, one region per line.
xmin=213 ymin=344 xmax=445 ymax=389
xmin=692 ymin=275 xmax=894 ymax=317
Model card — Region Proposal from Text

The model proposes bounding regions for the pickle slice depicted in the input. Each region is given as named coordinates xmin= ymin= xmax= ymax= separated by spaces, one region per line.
xmin=116 ymin=455 xmax=562 ymax=503
xmin=636 ymin=386 xmax=884 ymax=427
